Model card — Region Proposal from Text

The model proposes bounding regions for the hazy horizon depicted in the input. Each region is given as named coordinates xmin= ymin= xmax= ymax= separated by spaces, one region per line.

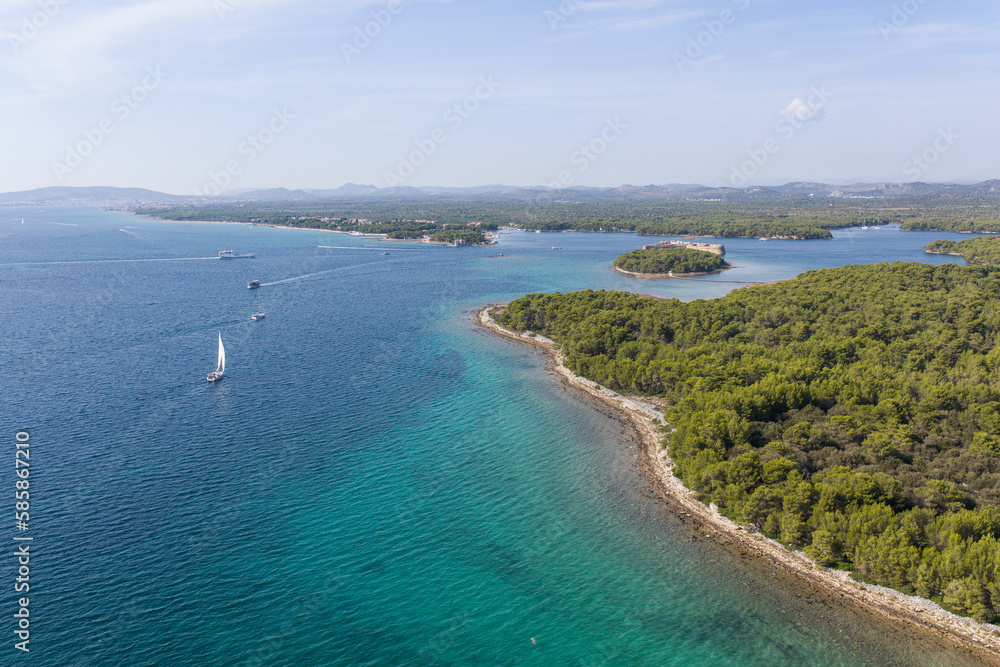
xmin=7 ymin=176 xmax=1000 ymax=200
xmin=3 ymin=1 xmax=997 ymax=194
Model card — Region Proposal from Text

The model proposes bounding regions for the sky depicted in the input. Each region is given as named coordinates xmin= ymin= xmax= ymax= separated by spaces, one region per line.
xmin=1 ymin=0 xmax=998 ymax=194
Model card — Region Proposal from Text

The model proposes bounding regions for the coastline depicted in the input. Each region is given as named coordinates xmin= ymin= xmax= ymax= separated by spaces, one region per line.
xmin=135 ymin=215 xmax=392 ymax=238
xmin=612 ymin=264 xmax=730 ymax=279
xmin=134 ymin=214 xmax=494 ymax=246
xmin=476 ymin=304 xmax=1000 ymax=662
xmin=925 ymin=250 xmax=968 ymax=258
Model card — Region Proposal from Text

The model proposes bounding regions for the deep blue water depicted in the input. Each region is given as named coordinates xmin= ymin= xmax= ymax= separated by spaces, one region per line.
xmin=0 ymin=209 xmax=989 ymax=665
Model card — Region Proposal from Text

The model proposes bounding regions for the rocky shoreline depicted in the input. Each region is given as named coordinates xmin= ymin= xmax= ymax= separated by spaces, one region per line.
xmin=477 ymin=304 xmax=1000 ymax=663
xmin=612 ymin=265 xmax=730 ymax=279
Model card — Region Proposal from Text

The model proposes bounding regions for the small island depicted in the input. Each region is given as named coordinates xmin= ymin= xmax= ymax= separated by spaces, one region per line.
xmin=613 ymin=246 xmax=730 ymax=278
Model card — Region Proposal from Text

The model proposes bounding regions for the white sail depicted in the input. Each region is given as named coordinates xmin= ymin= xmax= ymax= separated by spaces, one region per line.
xmin=217 ymin=332 xmax=226 ymax=374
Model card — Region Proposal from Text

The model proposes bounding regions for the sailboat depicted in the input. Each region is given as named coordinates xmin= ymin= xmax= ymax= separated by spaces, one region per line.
xmin=207 ymin=332 xmax=225 ymax=382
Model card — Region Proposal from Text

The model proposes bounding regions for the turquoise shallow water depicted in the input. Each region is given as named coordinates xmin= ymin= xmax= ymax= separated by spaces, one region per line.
xmin=0 ymin=210 xmax=990 ymax=665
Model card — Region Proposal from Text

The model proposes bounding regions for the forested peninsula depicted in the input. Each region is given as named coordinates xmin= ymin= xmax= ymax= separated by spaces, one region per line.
xmin=613 ymin=247 xmax=729 ymax=276
xmin=137 ymin=203 xmax=838 ymax=239
xmin=523 ymin=218 xmax=835 ymax=239
xmin=498 ymin=262 xmax=1000 ymax=623
xmin=136 ymin=194 xmax=1000 ymax=241
xmin=903 ymin=219 xmax=1000 ymax=233
xmin=926 ymin=238 xmax=1000 ymax=266
xmin=136 ymin=207 xmax=493 ymax=245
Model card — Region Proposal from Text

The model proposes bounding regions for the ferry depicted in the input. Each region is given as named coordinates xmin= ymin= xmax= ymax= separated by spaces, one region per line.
xmin=247 ymin=280 xmax=260 ymax=289
xmin=219 ymin=250 xmax=256 ymax=259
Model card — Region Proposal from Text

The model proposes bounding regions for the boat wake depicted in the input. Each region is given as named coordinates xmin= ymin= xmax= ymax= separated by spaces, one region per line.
xmin=317 ymin=245 xmax=419 ymax=251
xmin=259 ymin=260 xmax=386 ymax=287
xmin=259 ymin=268 xmax=344 ymax=286
xmin=0 ymin=257 xmax=219 ymax=267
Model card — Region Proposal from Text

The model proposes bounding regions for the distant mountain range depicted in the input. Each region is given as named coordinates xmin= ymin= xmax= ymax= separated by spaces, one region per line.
xmin=3 ymin=180 xmax=1000 ymax=206
xmin=0 ymin=186 xmax=188 ymax=205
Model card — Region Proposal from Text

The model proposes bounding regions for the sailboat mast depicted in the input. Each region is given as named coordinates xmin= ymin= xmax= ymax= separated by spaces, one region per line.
xmin=217 ymin=332 xmax=226 ymax=374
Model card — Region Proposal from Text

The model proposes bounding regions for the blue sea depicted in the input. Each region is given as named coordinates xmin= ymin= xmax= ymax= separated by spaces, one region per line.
xmin=0 ymin=209 xmax=990 ymax=666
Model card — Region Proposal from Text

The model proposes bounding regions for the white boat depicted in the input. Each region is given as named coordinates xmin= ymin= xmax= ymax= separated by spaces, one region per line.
xmin=251 ymin=312 xmax=265 ymax=321
xmin=207 ymin=332 xmax=225 ymax=382
xmin=759 ymin=237 xmax=768 ymax=241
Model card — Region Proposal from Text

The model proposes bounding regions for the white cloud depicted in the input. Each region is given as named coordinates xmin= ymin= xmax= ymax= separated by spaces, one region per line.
xmin=780 ymin=97 xmax=825 ymax=122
